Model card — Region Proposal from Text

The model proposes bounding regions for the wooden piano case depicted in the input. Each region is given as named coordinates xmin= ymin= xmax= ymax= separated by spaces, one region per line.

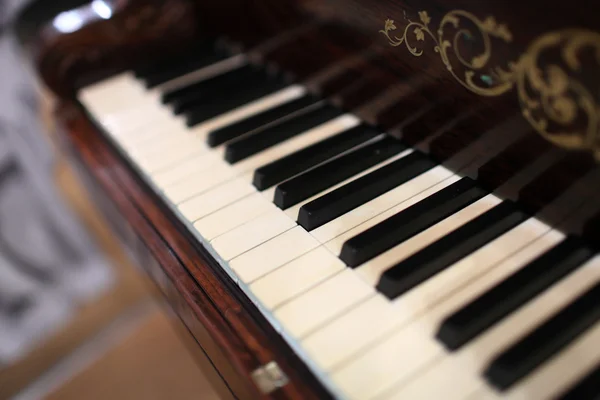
xmin=29 ymin=0 xmax=600 ymax=398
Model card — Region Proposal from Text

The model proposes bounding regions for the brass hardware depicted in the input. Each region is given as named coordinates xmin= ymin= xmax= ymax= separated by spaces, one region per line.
xmin=381 ymin=11 xmax=600 ymax=159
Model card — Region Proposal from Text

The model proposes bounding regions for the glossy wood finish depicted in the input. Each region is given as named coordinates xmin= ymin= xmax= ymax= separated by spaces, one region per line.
xmin=58 ymin=101 xmax=332 ymax=399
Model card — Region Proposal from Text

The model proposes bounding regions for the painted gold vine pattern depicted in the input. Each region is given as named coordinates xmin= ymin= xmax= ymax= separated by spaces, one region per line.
xmin=380 ymin=10 xmax=600 ymax=159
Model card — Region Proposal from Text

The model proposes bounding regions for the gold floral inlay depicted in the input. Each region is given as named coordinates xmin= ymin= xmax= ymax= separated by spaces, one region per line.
xmin=380 ymin=10 xmax=600 ymax=159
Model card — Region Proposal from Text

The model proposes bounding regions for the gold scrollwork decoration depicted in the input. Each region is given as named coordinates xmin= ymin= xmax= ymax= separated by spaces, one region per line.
xmin=380 ymin=11 xmax=600 ymax=160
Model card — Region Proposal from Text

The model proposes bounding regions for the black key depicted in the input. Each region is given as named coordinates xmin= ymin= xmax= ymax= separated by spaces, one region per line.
xmin=299 ymin=151 xmax=438 ymax=231
xmin=135 ymin=40 xmax=216 ymax=78
xmin=161 ymin=64 xmax=260 ymax=105
xmin=340 ymin=177 xmax=485 ymax=267
xmin=185 ymin=77 xmax=288 ymax=127
xmin=253 ymin=124 xmax=381 ymax=190
xmin=207 ymin=94 xmax=321 ymax=147
xmin=274 ymin=137 xmax=406 ymax=210
xmin=485 ymin=281 xmax=600 ymax=390
xmin=377 ymin=201 xmax=529 ymax=299
xmin=137 ymin=44 xmax=228 ymax=88
xmin=172 ymin=67 xmax=272 ymax=115
xmin=224 ymin=103 xmax=343 ymax=164
xmin=436 ymin=236 xmax=595 ymax=351
xmin=558 ymin=363 xmax=600 ymax=400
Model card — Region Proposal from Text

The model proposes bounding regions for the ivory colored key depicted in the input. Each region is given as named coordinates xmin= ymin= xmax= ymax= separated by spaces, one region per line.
xmin=163 ymin=163 xmax=237 ymax=204
xmin=135 ymin=142 xmax=208 ymax=174
xmin=249 ymin=247 xmax=345 ymax=310
xmin=163 ymin=108 xmax=358 ymax=198
xmin=130 ymin=136 xmax=207 ymax=166
xmin=482 ymin=323 xmax=600 ymax=400
xmin=275 ymin=269 xmax=375 ymax=338
xmin=193 ymin=193 xmax=277 ymax=241
xmin=128 ymin=129 xmax=202 ymax=154
xmin=356 ymin=194 xmax=502 ymax=286
xmin=331 ymin=230 xmax=564 ymax=400
xmin=325 ymin=174 xmax=461 ymax=255
xmin=387 ymin=218 xmax=552 ymax=323
xmin=313 ymin=165 xmax=456 ymax=245
xmin=388 ymin=255 xmax=600 ymax=400
xmin=230 ymin=226 xmax=320 ymax=283
xmin=210 ymin=208 xmax=296 ymax=261
xmin=283 ymin=149 xmax=414 ymax=221
xmin=177 ymin=178 xmax=255 ymax=221
xmin=302 ymin=295 xmax=403 ymax=371
xmin=302 ymin=218 xmax=551 ymax=375
xmin=152 ymin=152 xmax=222 ymax=187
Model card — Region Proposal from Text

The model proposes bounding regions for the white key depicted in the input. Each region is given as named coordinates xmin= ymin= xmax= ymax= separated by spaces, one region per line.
xmin=177 ymin=178 xmax=255 ymax=221
xmin=314 ymin=165 xmax=457 ymax=247
xmin=135 ymin=143 xmax=207 ymax=174
xmin=80 ymin=74 xmax=153 ymax=112
xmin=230 ymin=226 xmax=320 ymax=283
xmin=390 ymin=255 xmax=600 ymax=400
xmin=152 ymin=152 xmax=221 ymax=187
xmin=484 ymin=323 xmax=600 ymax=400
xmin=99 ymin=103 xmax=174 ymax=135
xmin=193 ymin=193 xmax=277 ymax=240
xmin=210 ymin=209 xmax=296 ymax=261
xmin=275 ymin=269 xmax=374 ymax=338
xmin=331 ymin=230 xmax=564 ymax=400
xmin=388 ymin=218 xmax=552 ymax=326
xmin=356 ymin=194 xmax=502 ymax=286
xmin=164 ymin=101 xmax=349 ymax=197
xmin=302 ymin=218 xmax=550 ymax=376
xmin=302 ymin=295 xmax=403 ymax=371
xmin=110 ymin=117 xmax=187 ymax=146
xmin=128 ymin=130 xmax=201 ymax=154
xmin=249 ymin=247 xmax=345 ymax=310
xmin=232 ymin=114 xmax=361 ymax=174
xmin=164 ymin=163 xmax=237 ymax=203
xmin=130 ymin=135 xmax=206 ymax=163
xmin=284 ymin=149 xmax=415 ymax=221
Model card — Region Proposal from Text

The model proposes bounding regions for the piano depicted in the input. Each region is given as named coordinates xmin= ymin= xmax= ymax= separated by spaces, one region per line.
xmin=25 ymin=0 xmax=600 ymax=398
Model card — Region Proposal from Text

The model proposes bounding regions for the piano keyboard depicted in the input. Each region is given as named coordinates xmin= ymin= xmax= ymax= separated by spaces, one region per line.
xmin=79 ymin=42 xmax=600 ymax=400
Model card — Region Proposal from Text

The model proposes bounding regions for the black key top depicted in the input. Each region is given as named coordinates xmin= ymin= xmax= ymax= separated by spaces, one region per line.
xmin=340 ymin=177 xmax=485 ymax=267
xmin=436 ymin=236 xmax=595 ymax=351
xmin=274 ymin=137 xmax=406 ymax=210
xmin=138 ymin=44 xmax=228 ymax=89
xmin=299 ymin=151 xmax=438 ymax=232
xmin=557 ymin=363 xmax=600 ymax=400
xmin=161 ymin=64 xmax=259 ymax=105
xmin=185 ymin=77 xmax=289 ymax=127
xmin=224 ymin=103 xmax=343 ymax=164
xmin=484 ymin=281 xmax=600 ymax=390
xmin=253 ymin=124 xmax=381 ymax=190
xmin=377 ymin=201 xmax=529 ymax=299
xmin=135 ymin=41 xmax=216 ymax=78
xmin=172 ymin=67 xmax=271 ymax=115
xmin=207 ymin=94 xmax=321 ymax=147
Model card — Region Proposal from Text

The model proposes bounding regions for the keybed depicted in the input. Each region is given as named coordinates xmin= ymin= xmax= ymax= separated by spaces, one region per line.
xmin=79 ymin=40 xmax=600 ymax=400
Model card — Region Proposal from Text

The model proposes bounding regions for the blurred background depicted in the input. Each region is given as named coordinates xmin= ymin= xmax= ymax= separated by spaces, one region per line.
xmin=0 ymin=1 xmax=220 ymax=398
